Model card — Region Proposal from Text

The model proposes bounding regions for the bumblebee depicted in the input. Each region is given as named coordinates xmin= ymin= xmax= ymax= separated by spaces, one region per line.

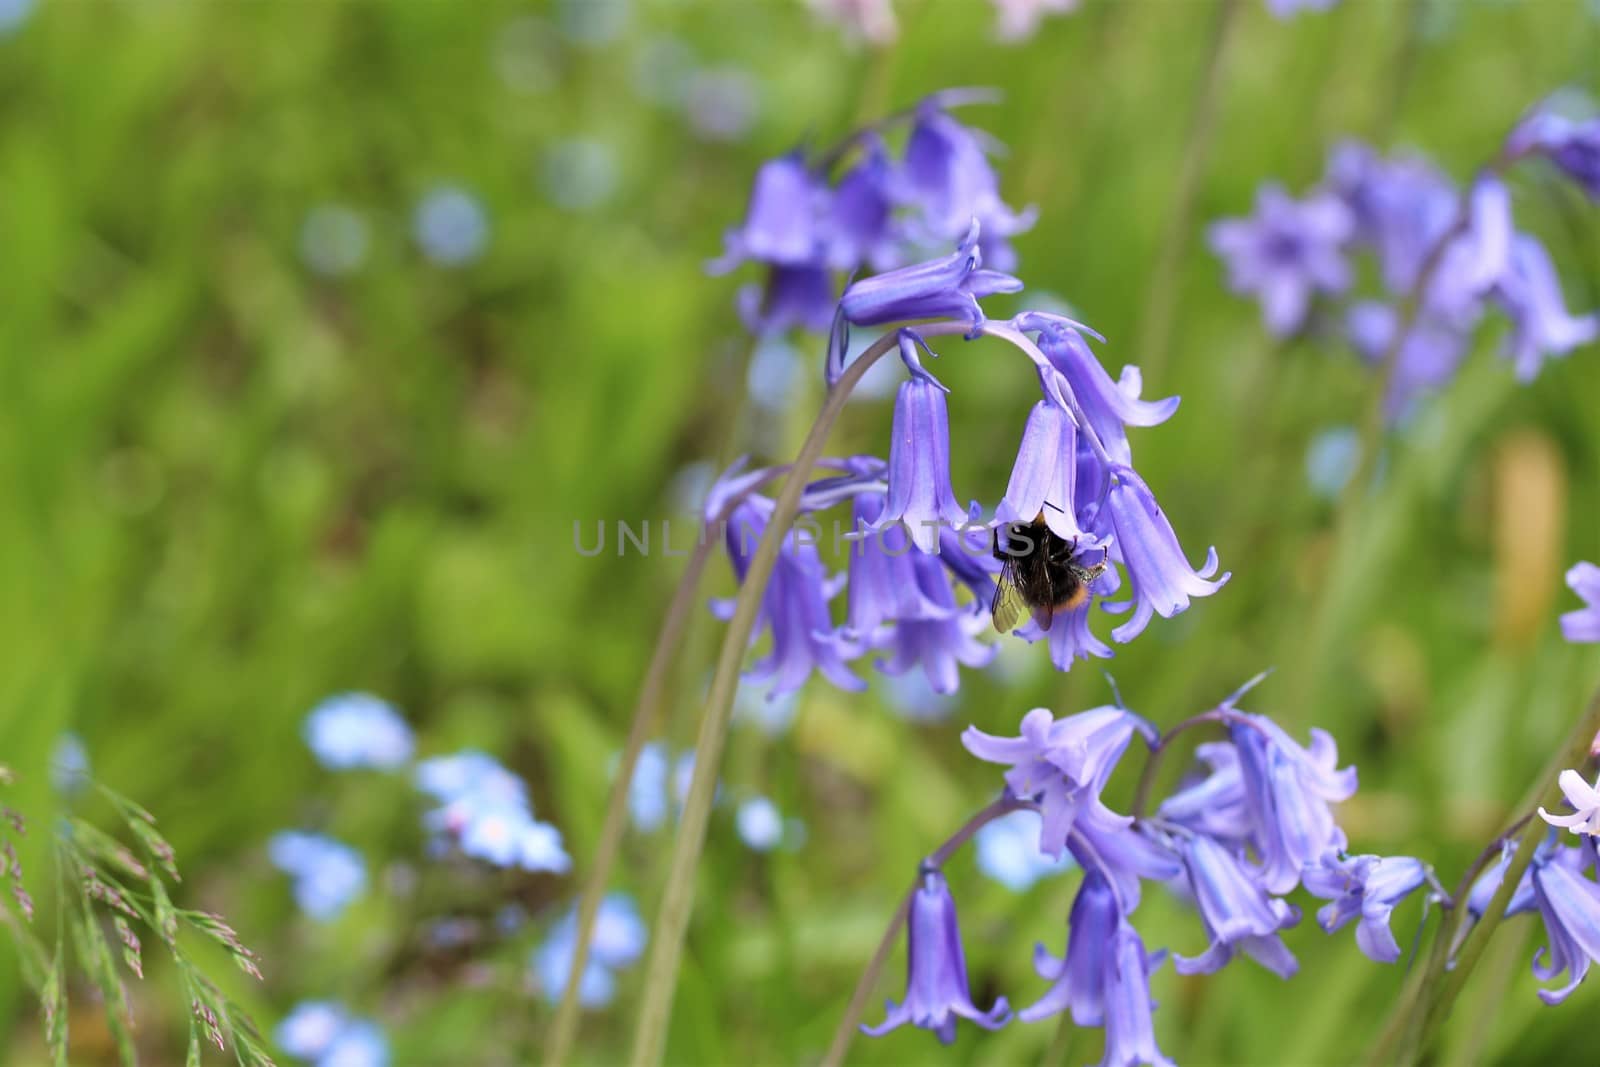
xmin=991 ymin=512 xmax=1109 ymax=633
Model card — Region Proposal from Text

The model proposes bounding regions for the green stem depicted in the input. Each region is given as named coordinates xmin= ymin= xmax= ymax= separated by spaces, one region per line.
xmin=1132 ymin=0 xmax=1242 ymax=386
xmin=1409 ymin=682 xmax=1600 ymax=1057
xmin=626 ymin=323 xmax=973 ymax=1067
xmin=542 ymin=471 xmax=787 ymax=1066
xmin=820 ymin=794 xmax=1027 ymax=1067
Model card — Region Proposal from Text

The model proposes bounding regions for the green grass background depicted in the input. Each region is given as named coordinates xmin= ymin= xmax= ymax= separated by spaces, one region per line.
xmin=2 ymin=0 xmax=1599 ymax=1063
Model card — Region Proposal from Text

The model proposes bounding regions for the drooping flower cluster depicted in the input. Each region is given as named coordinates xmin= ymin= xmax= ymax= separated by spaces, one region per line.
xmin=416 ymin=750 xmax=571 ymax=873
xmin=862 ymin=680 xmax=1446 ymax=1060
xmin=704 ymin=101 xmax=1229 ymax=702
xmin=710 ymin=91 xmax=1034 ymax=338
xmin=1210 ymin=102 xmax=1600 ymax=418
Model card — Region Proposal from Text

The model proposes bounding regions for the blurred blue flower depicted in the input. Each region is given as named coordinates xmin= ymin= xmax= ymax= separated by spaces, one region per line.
xmin=1304 ymin=426 xmax=1360 ymax=500
xmin=631 ymin=36 xmax=694 ymax=107
xmin=1172 ymin=833 xmax=1300 ymax=977
xmin=542 ymin=139 xmax=619 ymax=213
xmin=0 ymin=0 xmax=34 ymax=35
xmin=746 ymin=337 xmax=807 ymax=411
xmin=532 ymin=893 xmax=647 ymax=1008
xmin=413 ymin=186 xmax=488 ymax=266
xmin=1345 ymin=301 xmax=1469 ymax=419
xmin=825 ymin=135 xmax=899 ymax=272
xmin=299 ymin=204 xmax=369 ymax=279
xmin=684 ymin=67 xmax=759 ymax=143
xmin=268 ymin=832 xmax=366 ymax=921
xmin=900 ymin=97 xmax=1036 ymax=271
xmin=1265 ymin=0 xmax=1339 ymax=15
xmin=882 ymin=663 xmax=962 ymax=723
xmin=50 ymin=733 xmax=90 ymax=796
xmin=554 ymin=0 xmax=628 ymax=47
xmin=711 ymin=154 xmax=825 ymax=273
xmin=1492 ymin=234 xmax=1599 ymax=381
xmin=1325 ymin=141 xmax=1458 ymax=297
xmin=1019 ymin=869 xmax=1116 ymax=1024
xmin=962 ymin=707 xmax=1152 ymax=859
xmin=628 ymin=743 xmax=671 ymax=832
xmin=975 ymin=809 xmax=1072 ymax=891
xmin=991 ymin=0 xmax=1080 ymax=42
xmin=1302 ymin=851 xmax=1429 ymax=963
xmin=1560 ymin=562 xmax=1600 ymax=643
xmin=277 ymin=1002 xmax=389 ymax=1067
xmin=1209 ymin=184 xmax=1353 ymax=336
xmin=734 ymin=684 xmax=800 ymax=735
xmin=862 ymin=869 xmax=1011 ymax=1044
xmin=416 ymin=750 xmax=570 ymax=873
xmin=304 ymin=693 xmax=413 ymax=771
xmin=1508 ymin=109 xmax=1600 ymax=200
xmin=736 ymin=796 xmax=785 ymax=852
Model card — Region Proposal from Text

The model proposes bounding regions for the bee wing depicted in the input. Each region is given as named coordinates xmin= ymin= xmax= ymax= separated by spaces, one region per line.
xmin=990 ymin=562 xmax=1031 ymax=634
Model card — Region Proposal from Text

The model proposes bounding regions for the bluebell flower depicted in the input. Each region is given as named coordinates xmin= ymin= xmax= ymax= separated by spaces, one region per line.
xmin=268 ymin=832 xmax=367 ymax=921
xmin=736 ymin=796 xmax=785 ymax=852
xmin=413 ymin=186 xmax=488 ymax=266
xmin=1019 ymin=869 xmax=1116 ymax=1024
xmin=879 ymin=372 xmax=970 ymax=554
xmin=836 ymin=224 xmax=1021 ymax=354
xmin=1100 ymin=921 xmax=1175 ymax=1067
xmin=1560 ymin=562 xmax=1600 ymax=643
xmin=1172 ymin=832 xmax=1300 ymax=978
xmin=1508 ymin=110 xmax=1600 ymax=200
xmin=711 ymin=489 xmax=865 ymax=698
xmin=899 ymin=98 xmax=1036 ymax=271
xmin=1529 ymin=844 xmax=1600 ymax=1003
xmin=1326 ymin=142 xmax=1459 ymax=297
xmin=1069 ymin=818 xmax=1183 ymax=915
xmin=1157 ymin=742 xmax=1253 ymax=842
xmin=1228 ymin=712 xmax=1358 ymax=894
xmin=844 ymin=493 xmax=938 ymax=636
xmin=871 ymin=549 xmax=996 ymax=693
xmin=740 ymin=264 xmax=838 ymax=338
xmin=1345 ymin=301 xmax=1470 ymax=419
xmin=1022 ymin=315 xmax=1179 ymax=468
xmin=975 ymin=809 xmax=1072 ymax=892
xmin=303 ymin=693 xmax=414 ymax=771
xmin=1302 ymin=851 xmax=1429 ymax=963
xmin=0 ymin=0 xmax=34 ymax=34
xmin=1101 ymin=466 xmax=1229 ymax=644
xmin=1209 ymin=184 xmax=1353 ymax=336
xmin=710 ymin=154 xmax=825 ymax=272
xmin=1426 ymin=174 xmax=1512 ymax=323
xmin=825 ymin=135 xmax=899 ymax=272
xmin=50 ymin=733 xmax=90 ymax=796
xmin=1540 ymin=770 xmax=1600 ymax=836
xmin=1462 ymin=840 xmax=1538 ymax=924
xmin=995 ymin=400 xmax=1091 ymax=538
xmin=533 ymin=894 xmax=648 ymax=1008
xmin=1492 ymin=234 xmax=1599 ymax=381
xmin=416 ymin=750 xmax=528 ymax=810
xmin=962 ymin=706 xmax=1152 ymax=859
xmin=299 ymin=204 xmax=369 ymax=278
xmin=862 ymin=868 xmax=1011 ymax=1044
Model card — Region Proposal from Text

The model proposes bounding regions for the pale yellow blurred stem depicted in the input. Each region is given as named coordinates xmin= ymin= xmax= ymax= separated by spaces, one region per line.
xmin=1132 ymin=0 xmax=1243 ymax=386
xmin=820 ymin=794 xmax=1027 ymax=1067
xmin=626 ymin=323 xmax=974 ymax=1067
xmin=542 ymin=468 xmax=788 ymax=1066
